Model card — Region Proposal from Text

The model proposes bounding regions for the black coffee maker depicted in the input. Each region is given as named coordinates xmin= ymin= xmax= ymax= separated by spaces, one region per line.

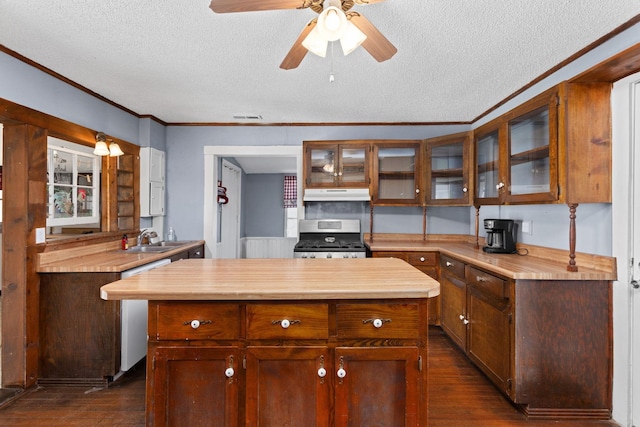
xmin=483 ymin=219 xmax=517 ymax=254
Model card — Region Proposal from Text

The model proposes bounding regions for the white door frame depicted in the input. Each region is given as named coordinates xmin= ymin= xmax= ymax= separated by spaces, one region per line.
xmin=612 ymin=72 xmax=640 ymax=427
xmin=203 ymin=146 xmax=303 ymax=258
xmin=219 ymin=160 xmax=241 ymax=258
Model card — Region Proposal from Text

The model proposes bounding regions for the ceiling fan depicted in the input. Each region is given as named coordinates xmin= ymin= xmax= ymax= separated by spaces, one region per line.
xmin=209 ymin=0 xmax=397 ymax=70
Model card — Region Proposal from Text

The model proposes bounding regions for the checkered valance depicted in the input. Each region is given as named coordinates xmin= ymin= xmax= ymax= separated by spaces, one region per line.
xmin=284 ymin=175 xmax=297 ymax=208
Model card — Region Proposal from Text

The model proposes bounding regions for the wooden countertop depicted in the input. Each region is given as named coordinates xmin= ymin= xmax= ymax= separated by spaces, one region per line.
xmin=37 ymin=240 xmax=205 ymax=273
xmin=100 ymin=258 xmax=441 ymax=301
xmin=366 ymin=234 xmax=617 ymax=281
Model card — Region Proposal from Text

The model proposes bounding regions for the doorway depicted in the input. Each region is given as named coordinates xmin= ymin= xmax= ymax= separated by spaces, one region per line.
xmin=218 ymin=160 xmax=241 ymax=258
xmin=203 ymin=146 xmax=303 ymax=258
xmin=612 ymin=71 xmax=640 ymax=427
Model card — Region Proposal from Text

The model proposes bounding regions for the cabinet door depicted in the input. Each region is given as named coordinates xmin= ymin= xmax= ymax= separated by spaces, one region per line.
xmin=467 ymin=286 xmax=512 ymax=396
xmin=474 ymin=126 xmax=503 ymax=205
xmin=149 ymin=181 xmax=164 ymax=215
xmin=506 ymin=90 xmax=559 ymax=203
xmin=334 ymin=347 xmax=422 ymax=427
xmin=149 ymin=148 xmax=165 ymax=182
xmin=425 ymin=132 xmax=471 ymax=205
xmin=245 ymin=346 xmax=330 ymax=427
xmin=338 ymin=144 xmax=369 ymax=187
xmin=148 ymin=346 xmax=240 ymax=427
xmin=372 ymin=142 xmax=422 ymax=205
xmin=306 ymin=144 xmax=339 ymax=187
xmin=440 ymin=272 xmax=467 ymax=350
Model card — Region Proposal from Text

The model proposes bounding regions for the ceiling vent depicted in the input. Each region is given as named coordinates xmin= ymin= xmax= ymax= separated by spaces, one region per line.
xmin=233 ymin=114 xmax=263 ymax=120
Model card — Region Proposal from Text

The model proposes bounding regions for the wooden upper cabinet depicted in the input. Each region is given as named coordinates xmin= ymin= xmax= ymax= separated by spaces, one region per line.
xmin=473 ymin=82 xmax=612 ymax=206
xmin=424 ymin=132 xmax=472 ymax=206
xmin=303 ymin=141 xmax=370 ymax=189
xmin=371 ymin=140 xmax=423 ymax=206
xmin=474 ymin=87 xmax=560 ymax=205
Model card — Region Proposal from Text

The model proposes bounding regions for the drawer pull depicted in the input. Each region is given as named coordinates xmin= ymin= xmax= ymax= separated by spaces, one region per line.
xmin=476 ymin=275 xmax=487 ymax=282
xmin=446 ymin=261 xmax=454 ymax=267
xmin=363 ymin=318 xmax=391 ymax=328
xmin=271 ymin=319 xmax=301 ymax=329
xmin=420 ymin=257 xmax=425 ymax=262
xmin=185 ymin=319 xmax=212 ymax=329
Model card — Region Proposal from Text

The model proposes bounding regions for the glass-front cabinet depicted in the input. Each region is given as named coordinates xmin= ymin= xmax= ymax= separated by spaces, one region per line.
xmin=372 ymin=141 xmax=422 ymax=205
xmin=47 ymin=137 xmax=101 ymax=227
xmin=474 ymin=87 xmax=559 ymax=205
xmin=304 ymin=141 xmax=370 ymax=188
xmin=425 ymin=132 xmax=471 ymax=205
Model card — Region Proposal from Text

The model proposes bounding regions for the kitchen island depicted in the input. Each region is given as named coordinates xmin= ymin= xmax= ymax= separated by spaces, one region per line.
xmin=101 ymin=257 xmax=439 ymax=427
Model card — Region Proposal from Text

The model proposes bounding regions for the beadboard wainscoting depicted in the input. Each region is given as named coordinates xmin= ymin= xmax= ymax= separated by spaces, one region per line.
xmin=242 ymin=237 xmax=297 ymax=259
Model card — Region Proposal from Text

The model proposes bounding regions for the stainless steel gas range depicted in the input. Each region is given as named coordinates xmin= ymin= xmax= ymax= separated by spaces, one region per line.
xmin=293 ymin=219 xmax=366 ymax=259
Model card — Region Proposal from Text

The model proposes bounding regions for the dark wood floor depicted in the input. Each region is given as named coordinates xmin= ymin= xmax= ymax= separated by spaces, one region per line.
xmin=0 ymin=327 xmax=620 ymax=426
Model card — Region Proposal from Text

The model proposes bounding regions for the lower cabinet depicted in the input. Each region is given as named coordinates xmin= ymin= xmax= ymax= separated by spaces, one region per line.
xmin=371 ymin=250 xmax=440 ymax=325
xmin=439 ymin=254 xmax=612 ymax=419
xmin=146 ymin=299 xmax=430 ymax=426
xmin=149 ymin=346 xmax=240 ymax=427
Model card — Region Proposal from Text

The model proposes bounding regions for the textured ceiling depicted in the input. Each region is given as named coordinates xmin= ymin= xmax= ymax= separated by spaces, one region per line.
xmin=1 ymin=0 xmax=639 ymax=124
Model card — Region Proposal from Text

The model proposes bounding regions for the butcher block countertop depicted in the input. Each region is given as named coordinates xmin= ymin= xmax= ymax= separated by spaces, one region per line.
xmin=366 ymin=234 xmax=617 ymax=281
xmin=100 ymin=258 xmax=441 ymax=301
xmin=37 ymin=240 xmax=205 ymax=273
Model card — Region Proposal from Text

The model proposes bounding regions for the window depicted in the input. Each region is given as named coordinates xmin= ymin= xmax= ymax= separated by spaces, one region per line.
xmin=47 ymin=137 xmax=101 ymax=227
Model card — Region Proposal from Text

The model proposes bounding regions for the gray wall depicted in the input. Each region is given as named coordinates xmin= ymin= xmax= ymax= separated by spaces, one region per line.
xmin=244 ymin=174 xmax=286 ymax=237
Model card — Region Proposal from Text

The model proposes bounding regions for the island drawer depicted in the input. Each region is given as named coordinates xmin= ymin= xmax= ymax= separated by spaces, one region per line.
xmin=152 ymin=302 xmax=240 ymax=341
xmin=465 ymin=266 xmax=507 ymax=300
xmin=246 ymin=303 xmax=329 ymax=340
xmin=336 ymin=303 xmax=420 ymax=339
xmin=441 ymin=255 xmax=465 ymax=279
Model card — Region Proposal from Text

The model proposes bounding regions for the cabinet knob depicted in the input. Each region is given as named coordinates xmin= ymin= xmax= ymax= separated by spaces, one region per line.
xmin=496 ymin=182 xmax=505 ymax=190
xmin=459 ymin=314 xmax=465 ymax=321
xmin=185 ymin=319 xmax=212 ymax=329
xmin=271 ymin=319 xmax=301 ymax=329
xmin=317 ymin=367 xmax=327 ymax=378
xmin=363 ymin=318 xmax=391 ymax=328
xmin=462 ymin=186 xmax=468 ymax=193
xmin=337 ymin=368 xmax=347 ymax=379
xmin=463 ymin=319 xmax=470 ymax=325
xmin=225 ymin=367 xmax=235 ymax=378
xmin=446 ymin=261 xmax=454 ymax=267
xmin=476 ymin=275 xmax=487 ymax=282
xmin=415 ymin=188 xmax=420 ymax=193
xmin=420 ymin=257 xmax=425 ymax=262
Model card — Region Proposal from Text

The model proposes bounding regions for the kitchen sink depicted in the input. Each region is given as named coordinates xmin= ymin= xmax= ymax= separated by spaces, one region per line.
xmin=152 ymin=240 xmax=197 ymax=247
xmin=124 ymin=245 xmax=174 ymax=253
xmin=124 ymin=240 xmax=197 ymax=253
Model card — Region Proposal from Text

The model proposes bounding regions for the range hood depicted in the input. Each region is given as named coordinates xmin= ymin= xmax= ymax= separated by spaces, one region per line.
xmin=303 ymin=188 xmax=371 ymax=202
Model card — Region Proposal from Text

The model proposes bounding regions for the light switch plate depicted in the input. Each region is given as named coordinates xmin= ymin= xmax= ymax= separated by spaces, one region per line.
xmin=521 ymin=220 xmax=533 ymax=235
xmin=36 ymin=227 xmax=46 ymax=244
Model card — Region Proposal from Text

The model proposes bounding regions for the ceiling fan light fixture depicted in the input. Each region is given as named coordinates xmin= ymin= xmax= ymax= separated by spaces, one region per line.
xmin=316 ymin=5 xmax=347 ymax=41
xmin=340 ymin=20 xmax=367 ymax=55
xmin=302 ymin=27 xmax=328 ymax=57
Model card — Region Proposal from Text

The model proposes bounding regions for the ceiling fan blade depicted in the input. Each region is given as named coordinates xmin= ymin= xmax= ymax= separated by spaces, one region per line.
xmin=349 ymin=13 xmax=397 ymax=62
xmin=280 ymin=20 xmax=317 ymax=70
xmin=210 ymin=0 xmax=306 ymax=13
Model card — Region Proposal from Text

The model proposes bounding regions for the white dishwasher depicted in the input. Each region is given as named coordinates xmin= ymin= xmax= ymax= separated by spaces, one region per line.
xmin=120 ymin=258 xmax=171 ymax=372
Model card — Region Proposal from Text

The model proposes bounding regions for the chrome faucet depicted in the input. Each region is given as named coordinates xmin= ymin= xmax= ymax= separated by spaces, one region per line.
xmin=137 ymin=229 xmax=151 ymax=246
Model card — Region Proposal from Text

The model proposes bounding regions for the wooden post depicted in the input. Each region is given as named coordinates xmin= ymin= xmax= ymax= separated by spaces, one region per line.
xmin=567 ymin=203 xmax=579 ymax=272
xmin=474 ymin=205 xmax=481 ymax=249
xmin=422 ymin=206 xmax=427 ymax=241
xmin=369 ymin=204 xmax=374 ymax=243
